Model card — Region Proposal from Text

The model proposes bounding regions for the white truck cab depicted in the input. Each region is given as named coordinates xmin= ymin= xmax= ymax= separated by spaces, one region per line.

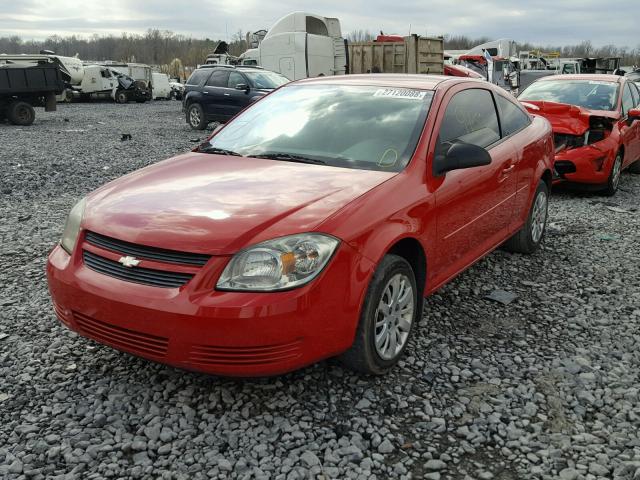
xmin=239 ymin=12 xmax=347 ymax=80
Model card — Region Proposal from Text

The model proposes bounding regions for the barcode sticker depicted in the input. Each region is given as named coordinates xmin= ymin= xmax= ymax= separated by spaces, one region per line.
xmin=374 ymin=88 xmax=427 ymax=100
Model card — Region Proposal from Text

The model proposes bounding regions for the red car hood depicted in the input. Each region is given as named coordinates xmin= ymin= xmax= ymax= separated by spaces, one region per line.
xmin=520 ymin=100 xmax=620 ymax=135
xmin=83 ymin=152 xmax=394 ymax=255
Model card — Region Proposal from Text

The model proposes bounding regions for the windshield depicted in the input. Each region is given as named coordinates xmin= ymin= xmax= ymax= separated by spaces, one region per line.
xmin=519 ymin=80 xmax=619 ymax=111
xmin=205 ymin=85 xmax=433 ymax=172
xmin=244 ymin=70 xmax=289 ymax=89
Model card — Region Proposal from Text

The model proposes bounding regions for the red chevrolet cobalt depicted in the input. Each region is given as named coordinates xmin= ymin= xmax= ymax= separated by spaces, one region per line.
xmin=48 ymin=75 xmax=554 ymax=376
xmin=519 ymin=75 xmax=640 ymax=195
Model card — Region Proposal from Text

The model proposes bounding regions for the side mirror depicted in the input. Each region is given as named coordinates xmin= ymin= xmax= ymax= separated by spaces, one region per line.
xmin=628 ymin=108 xmax=640 ymax=121
xmin=433 ymin=141 xmax=492 ymax=176
xmin=235 ymin=83 xmax=250 ymax=92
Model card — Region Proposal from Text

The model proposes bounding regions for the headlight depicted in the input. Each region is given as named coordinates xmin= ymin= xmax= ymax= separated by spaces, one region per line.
xmin=217 ymin=233 xmax=339 ymax=291
xmin=60 ymin=198 xmax=86 ymax=254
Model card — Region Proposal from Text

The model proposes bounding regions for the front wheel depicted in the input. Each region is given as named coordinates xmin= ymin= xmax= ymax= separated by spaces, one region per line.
xmin=187 ymin=103 xmax=207 ymax=130
xmin=339 ymin=255 xmax=418 ymax=375
xmin=602 ymin=153 xmax=622 ymax=196
xmin=503 ymin=180 xmax=549 ymax=254
xmin=115 ymin=90 xmax=128 ymax=104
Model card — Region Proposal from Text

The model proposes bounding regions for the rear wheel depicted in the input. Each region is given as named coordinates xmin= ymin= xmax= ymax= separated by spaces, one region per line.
xmin=339 ymin=255 xmax=418 ymax=375
xmin=8 ymin=101 xmax=35 ymax=126
xmin=187 ymin=103 xmax=207 ymax=130
xmin=602 ymin=152 xmax=622 ymax=196
xmin=503 ymin=180 xmax=548 ymax=254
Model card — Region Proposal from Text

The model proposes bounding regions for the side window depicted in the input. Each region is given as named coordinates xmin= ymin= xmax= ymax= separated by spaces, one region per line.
xmin=205 ymin=70 xmax=230 ymax=87
xmin=228 ymin=72 xmax=245 ymax=88
xmin=630 ymin=82 xmax=640 ymax=107
xmin=186 ymin=69 xmax=210 ymax=86
xmin=621 ymin=83 xmax=634 ymax=116
xmin=438 ymin=89 xmax=501 ymax=152
xmin=496 ymin=94 xmax=531 ymax=137
xmin=306 ymin=16 xmax=329 ymax=36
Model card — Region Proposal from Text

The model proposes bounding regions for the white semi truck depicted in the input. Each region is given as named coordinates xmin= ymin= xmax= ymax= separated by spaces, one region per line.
xmin=238 ymin=12 xmax=347 ymax=80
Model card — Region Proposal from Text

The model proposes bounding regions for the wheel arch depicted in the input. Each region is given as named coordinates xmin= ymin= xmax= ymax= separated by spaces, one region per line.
xmin=541 ymin=168 xmax=552 ymax=190
xmin=385 ymin=237 xmax=427 ymax=301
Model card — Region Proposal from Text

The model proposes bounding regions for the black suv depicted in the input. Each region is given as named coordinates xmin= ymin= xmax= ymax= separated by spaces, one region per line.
xmin=183 ymin=66 xmax=289 ymax=130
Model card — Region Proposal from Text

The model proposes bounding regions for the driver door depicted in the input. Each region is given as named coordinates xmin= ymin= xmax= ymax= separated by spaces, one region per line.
xmin=620 ymin=82 xmax=640 ymax=165
xmin=430 ymin=86 xmax=518 ymax=285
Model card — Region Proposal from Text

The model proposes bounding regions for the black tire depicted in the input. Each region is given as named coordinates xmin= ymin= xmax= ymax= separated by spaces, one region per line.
xmin=628 ymin=159 xmax=640 ymax=174
xmin=602 ymin=152 xmax=623 ymax=196
xmin=339 ymin=254 xmax=418 ymax=375
xmin=187 ymin=103 xmax=207 ymax=130
xmin=115 ymin=90 xmax=128 ymax=104
xmin=503 ymin=180 xmax=549 ymax=254
xmin=7 ymin=101 xmax=35 ymax=126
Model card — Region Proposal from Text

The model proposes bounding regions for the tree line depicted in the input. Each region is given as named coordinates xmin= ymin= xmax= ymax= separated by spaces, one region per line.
xmin=1 ymin=29 xmax=638 ymax=68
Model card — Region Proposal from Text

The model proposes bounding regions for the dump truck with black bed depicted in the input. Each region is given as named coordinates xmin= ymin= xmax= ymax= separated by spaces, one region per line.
xmin=0 ymin=61 xmax=64 ymax=126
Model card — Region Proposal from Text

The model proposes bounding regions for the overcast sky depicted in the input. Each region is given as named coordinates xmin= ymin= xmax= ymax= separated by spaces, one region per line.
xmin=1 ymin=0 xmax=638 ymax=48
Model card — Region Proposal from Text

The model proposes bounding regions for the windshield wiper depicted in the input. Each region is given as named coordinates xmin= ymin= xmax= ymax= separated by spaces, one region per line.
xmin=249 ymin=152 xmax=326 ymax=165
xmin=198 ymin=145 xmax=242 ymax=156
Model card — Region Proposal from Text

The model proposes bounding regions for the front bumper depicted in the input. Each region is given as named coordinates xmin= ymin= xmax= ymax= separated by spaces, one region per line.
xmin=47 ymin=238 xmax=374 ymax=377
xmin=554 ymin=142 xmax=616 ymax=184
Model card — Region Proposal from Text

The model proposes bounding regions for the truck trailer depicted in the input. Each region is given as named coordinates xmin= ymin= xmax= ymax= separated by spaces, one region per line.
xmin=347 ymin=35 xmax=444 ymax=75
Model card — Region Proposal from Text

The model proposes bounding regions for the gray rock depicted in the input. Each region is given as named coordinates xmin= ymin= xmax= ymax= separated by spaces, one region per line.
xmin=425 ymin=460 xmax=447 ymax=471
xmin=377 ymin=439 xmax=394 ymax=454
xmin=300 ymin=450 xmax=320 ymax=467
xmin=559 ymin=468 xmax=580 ymax=480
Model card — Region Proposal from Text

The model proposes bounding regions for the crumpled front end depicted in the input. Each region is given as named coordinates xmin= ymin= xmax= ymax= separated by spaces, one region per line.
xmin=522 ymin=101 xmax=620 ymax=184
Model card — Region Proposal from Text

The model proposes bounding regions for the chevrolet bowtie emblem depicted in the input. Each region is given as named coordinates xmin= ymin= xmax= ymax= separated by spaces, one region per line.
xmin=118 ymin=256 xmax=141 ymax=268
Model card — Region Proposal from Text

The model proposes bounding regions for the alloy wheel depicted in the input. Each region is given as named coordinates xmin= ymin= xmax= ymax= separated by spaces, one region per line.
xmin=189 ymin=107 xmax=201 ymax=127
xmin=531 ymin=190 xmax=548 ymax=243
xmin=611 ymin=155 xmax=622 ymax=191
xmin=374 ymin=273 xmax=414 ymax=360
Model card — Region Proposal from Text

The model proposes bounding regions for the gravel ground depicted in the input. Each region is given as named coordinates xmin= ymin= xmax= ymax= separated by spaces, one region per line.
xmin=1 ymin=101 xmax=639 ymax=480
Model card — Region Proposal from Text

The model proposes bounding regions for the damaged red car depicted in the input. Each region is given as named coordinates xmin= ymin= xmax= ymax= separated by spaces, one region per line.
xmin=519 ymin=74 xmax=640 ymax=195
xmin=48 ymin=75 xmax=554 ymax=377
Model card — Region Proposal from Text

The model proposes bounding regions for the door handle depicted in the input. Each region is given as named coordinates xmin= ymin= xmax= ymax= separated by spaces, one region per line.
xmin=502 ymin=165 xmax=515 ymax=174
xmin=224 ymin=93 xmax=231 ymax=96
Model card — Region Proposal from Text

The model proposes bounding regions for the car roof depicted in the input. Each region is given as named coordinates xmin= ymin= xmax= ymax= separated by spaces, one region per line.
xmin=294 ymin=74 xmax=471 ymax=91
xmin=535 ymin=74 xmax=624 ymax=84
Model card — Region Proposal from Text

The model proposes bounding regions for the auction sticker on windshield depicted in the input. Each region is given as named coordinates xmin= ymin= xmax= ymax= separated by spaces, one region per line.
xmin=374 ymin=88 xmax=427 ymax=99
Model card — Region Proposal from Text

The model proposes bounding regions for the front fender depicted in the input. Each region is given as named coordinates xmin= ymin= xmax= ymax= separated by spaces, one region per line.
xmin=318 ymin=172 xmax=436 ymax=296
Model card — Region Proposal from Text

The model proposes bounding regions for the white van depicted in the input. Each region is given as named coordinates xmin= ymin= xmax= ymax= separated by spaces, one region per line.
xmin=151 ymin=72 xmax=171 ymax=100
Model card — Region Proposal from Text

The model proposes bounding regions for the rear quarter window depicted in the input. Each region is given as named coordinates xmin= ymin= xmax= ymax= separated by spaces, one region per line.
xmin=496 ymin=94 xmax=531 ymax=136
xmin=186 ymin=70 xmax=210 ymax=86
